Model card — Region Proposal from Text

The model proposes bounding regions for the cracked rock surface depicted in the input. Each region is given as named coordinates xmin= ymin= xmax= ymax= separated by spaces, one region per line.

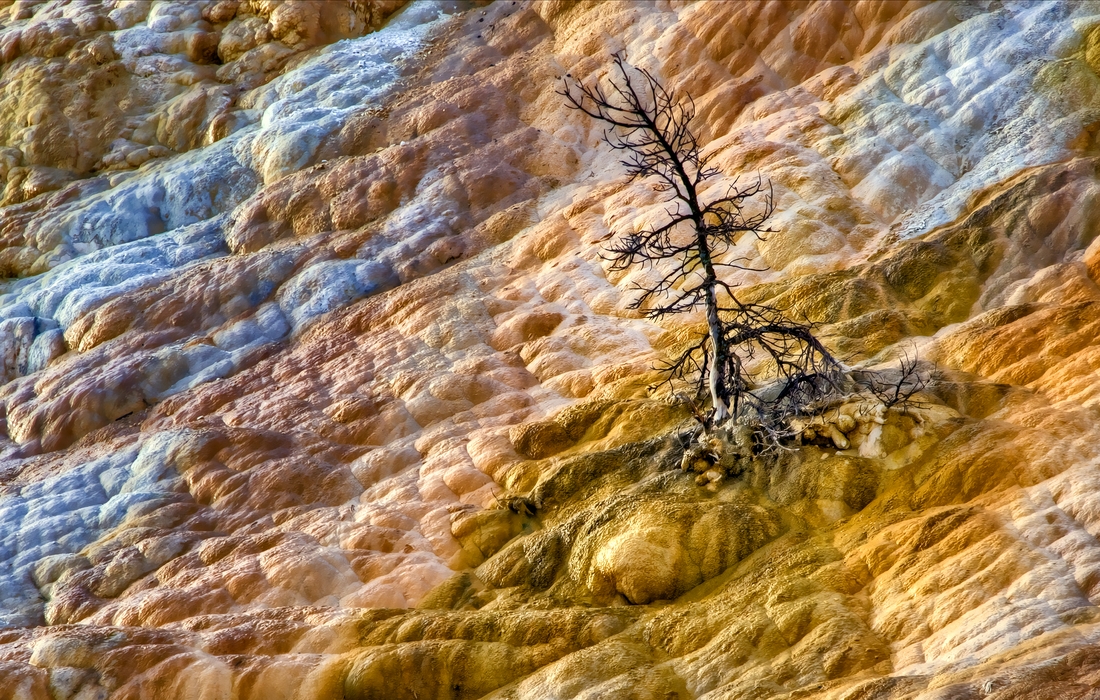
xmin=4 ymin=1 xmax=1100 ymax=698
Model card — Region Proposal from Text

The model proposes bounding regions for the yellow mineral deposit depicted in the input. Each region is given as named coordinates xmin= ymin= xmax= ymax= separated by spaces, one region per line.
xmin=1 ymin=0 xmax=1099 ymax=698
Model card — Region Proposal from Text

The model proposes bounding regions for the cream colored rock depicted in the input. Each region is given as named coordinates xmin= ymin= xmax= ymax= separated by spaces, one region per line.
xmin=592 ymin=527 xmax=684 ymax=605
xmin=3 ymin=0 xmax=1100 ymax=698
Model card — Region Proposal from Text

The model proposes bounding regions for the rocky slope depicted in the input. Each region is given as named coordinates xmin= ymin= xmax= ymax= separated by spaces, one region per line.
xmin=2 ymin=0 xmax=1100 ymax=697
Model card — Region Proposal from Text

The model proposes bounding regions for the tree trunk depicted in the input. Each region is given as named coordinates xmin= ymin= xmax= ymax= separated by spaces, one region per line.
xmin=704 ymin=281 xmax=728 ymax=422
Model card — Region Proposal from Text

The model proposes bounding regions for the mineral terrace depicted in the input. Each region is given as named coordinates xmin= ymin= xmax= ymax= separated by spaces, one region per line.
xmin=2 ymin=0 xmax=1100 ymax=698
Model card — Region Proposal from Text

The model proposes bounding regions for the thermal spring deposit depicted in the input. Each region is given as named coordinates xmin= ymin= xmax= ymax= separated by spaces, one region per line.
xmin=3 ymin=1 xmax=1100 ymax=699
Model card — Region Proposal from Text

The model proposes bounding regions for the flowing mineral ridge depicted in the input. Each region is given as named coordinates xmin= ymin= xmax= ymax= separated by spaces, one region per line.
xmin=1 ymin=0 xmax=1099 ymax=698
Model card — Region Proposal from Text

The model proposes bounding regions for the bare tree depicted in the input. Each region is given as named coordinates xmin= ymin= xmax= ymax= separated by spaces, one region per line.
xmin=560 ymin=53 xmax=846 ymax=433
xmin=852 ymin=349 xmax=935 ymax=413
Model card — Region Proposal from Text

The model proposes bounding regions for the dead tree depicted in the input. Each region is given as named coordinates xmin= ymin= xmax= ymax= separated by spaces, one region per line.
xmin=852 ymin=349 xmax=935 ymax=413
xmin=560 ymin=53 xmax=846 ymax=434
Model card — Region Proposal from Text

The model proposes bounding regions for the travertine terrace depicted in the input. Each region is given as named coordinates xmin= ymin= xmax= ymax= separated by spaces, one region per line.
xmin=2 ymin=0 xmax=1100 ymax=697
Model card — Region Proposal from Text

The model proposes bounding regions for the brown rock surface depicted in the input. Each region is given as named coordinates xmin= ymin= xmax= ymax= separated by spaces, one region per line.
xmin=2 ymin=1 xmax=1100 ymax=698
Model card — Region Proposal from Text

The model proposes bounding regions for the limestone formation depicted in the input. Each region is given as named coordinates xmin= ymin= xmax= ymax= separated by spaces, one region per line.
xmin=2 ymin=1 xmax=1100 ymax=698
